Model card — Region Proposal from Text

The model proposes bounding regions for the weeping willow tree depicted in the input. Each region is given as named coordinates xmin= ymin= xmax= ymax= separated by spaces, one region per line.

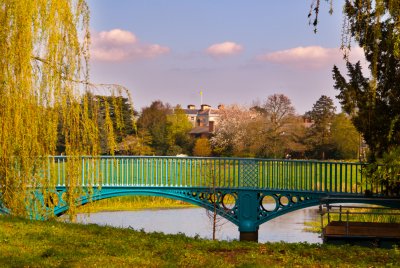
xmin=0 ymin=0 xmax=130 ymax=219
xmin=309 ymin=0 xmax=400 ymax=59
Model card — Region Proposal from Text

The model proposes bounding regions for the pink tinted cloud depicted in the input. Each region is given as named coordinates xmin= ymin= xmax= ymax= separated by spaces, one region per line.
xmin=206 ymin=42 xmax=243 ymax=57
xmin=97 ymin=29 xmax=137 ymax=45
xmin=91 ymin=29 xmax=170 ymax=62
xmin=258 ymin=46 xmax=365 ymax=69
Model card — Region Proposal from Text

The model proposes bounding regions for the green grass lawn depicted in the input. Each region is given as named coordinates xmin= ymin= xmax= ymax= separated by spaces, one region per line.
xmin=1 ymin=215 xmax=399 ymax=267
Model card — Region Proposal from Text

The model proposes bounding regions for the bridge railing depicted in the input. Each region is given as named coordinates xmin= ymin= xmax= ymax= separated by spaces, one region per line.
xmin=259 ymin=160 xmax=374 ymax=194
xmin=51 ymin=156 xmax=243 ymax=188
xmin=49 ymin=156 xmax=379 ymax=195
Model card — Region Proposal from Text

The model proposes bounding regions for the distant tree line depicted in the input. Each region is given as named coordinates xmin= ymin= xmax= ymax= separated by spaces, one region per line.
xmin=56 ymin=94 xmax=362 ymax=160
xmin=210 ymin=94 xmax=360 ymax=160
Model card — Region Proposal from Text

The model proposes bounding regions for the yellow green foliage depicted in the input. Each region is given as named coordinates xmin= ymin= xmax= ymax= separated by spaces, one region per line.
xmin=0 ymin=0 xmax=127 ymax=219
xmin=117 ymin=131 xmax=154 ymax=155
xmin=193 ymin=138 xmax=212 ymax=157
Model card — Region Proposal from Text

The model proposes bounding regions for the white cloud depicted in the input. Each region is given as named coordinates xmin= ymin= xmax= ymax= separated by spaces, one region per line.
xmin=258 ymin=46 xmax=365 ymax=69
xmin=91 ymin=29 xmax=170 ymax=62
xmin=97 ymin=29 xmax=137 ymax=45
xmin=206 ymin=42 xmax=243 ymax=57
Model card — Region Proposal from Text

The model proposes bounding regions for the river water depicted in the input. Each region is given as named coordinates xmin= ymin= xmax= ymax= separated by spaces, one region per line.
xmin=77 ymin=207 xmax=321 ymax=243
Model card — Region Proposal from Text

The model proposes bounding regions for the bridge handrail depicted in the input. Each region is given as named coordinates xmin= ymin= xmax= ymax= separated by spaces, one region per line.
xmin=47 ymin=156 xmax=381 ymax=195
xmin=51 ymin=155 xmax=366 ymax=164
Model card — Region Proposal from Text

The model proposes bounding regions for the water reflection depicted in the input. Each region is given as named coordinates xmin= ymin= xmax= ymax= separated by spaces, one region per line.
xmin=77 ymin=207 xmax=321 ymax=243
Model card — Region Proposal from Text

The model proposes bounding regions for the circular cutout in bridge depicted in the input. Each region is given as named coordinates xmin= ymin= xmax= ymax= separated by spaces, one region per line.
xmin=279 ymin=195 xmax=289 ymax=206
xmin=261 ymin=195 xmax=277 ymax=212
xmin=209 ymin=193 xmax=219 ymax=203
xmin=222 ymin=194 xmax=236 ymax=210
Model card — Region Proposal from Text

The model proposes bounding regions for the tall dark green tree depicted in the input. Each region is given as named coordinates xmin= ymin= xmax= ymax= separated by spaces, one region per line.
xmin=332 ymin=0 xmax=400 ymax=161
xmin=305 ymin=95 xmax=336 ymax=159
xmin=97 ymin=95 xmax=136 ymax=153
xmin=137 ymin=101 xmax=171 ymax=155
xmin=56 ymin=94 xmax=136 ymax=155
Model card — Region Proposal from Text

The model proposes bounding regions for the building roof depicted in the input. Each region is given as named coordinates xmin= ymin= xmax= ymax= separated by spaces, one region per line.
xmin=197 ymin=109 xmax=221 ymax=116
xmin=183 ymin=109 xmax=198 ymax=115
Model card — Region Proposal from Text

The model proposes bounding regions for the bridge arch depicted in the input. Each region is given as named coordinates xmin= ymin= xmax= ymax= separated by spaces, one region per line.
xmin=45 ymin=187 xmax=400 ymax=242
xmin=0 ymin=207 xmax=9 ymax=215
xmin=53 ymin=187 xmax=239 ymax=226
xmin=2 ymin=186 xmax=400 ymax=242
xmin=256 ymin=194 xmax=400 ymax=227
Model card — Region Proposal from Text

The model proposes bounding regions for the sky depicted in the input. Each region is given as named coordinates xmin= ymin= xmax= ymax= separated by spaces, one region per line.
xmin=86 ymin=0 xmax=367 ymax=114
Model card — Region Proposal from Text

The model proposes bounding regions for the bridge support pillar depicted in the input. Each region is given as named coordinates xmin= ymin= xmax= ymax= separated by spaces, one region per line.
xmin=240 ymin=231 xmax=258 ymax=242
xmin=238 ymin=191 xmax=259 ymax=242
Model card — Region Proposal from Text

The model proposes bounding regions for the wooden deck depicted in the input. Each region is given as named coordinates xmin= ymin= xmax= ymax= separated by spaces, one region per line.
xmin=324 ymin=221 xmax=400 ymax=238
xmin=323 ymin=221 xmax=400 ymax=247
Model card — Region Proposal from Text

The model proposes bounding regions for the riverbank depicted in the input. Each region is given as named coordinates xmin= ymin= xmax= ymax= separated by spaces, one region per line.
xmin=77 ymin=196 xmax=193 ymax=213
xmin=1 ymin=216 xmax=399 ymax=267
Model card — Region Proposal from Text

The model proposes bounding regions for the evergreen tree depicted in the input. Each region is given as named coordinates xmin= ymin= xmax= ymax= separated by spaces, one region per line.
xmin=137 ymin=101 xmax=171 ymax=155
xmin=332 ymin=1 xmax=400 ymax=160
xmin=305 ymin=95 xmax=336 ymax=159
xmin=97 ymin=95 xmax=136 ymax=153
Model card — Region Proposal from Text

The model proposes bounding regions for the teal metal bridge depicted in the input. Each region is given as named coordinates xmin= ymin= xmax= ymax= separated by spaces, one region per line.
xmin=2 ymin=156 xmax=399 ymax=241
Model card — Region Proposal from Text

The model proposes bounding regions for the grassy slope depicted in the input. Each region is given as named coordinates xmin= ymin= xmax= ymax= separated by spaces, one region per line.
xmin=1 ymin=216 xmax=399 ymax=267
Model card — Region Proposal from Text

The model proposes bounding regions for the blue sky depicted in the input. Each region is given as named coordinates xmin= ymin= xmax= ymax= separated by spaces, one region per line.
xmin=87 ymin=0 xmax=365 ymax=114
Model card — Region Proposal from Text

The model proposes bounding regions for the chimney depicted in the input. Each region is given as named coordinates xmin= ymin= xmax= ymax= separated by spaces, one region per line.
xmin=201 ymin=104 xmax=211 ymax=110
xmin=187 ymin=104 xmax=196 ymax=110
xmin=218 ymin=104 xmax=225 ymax=110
